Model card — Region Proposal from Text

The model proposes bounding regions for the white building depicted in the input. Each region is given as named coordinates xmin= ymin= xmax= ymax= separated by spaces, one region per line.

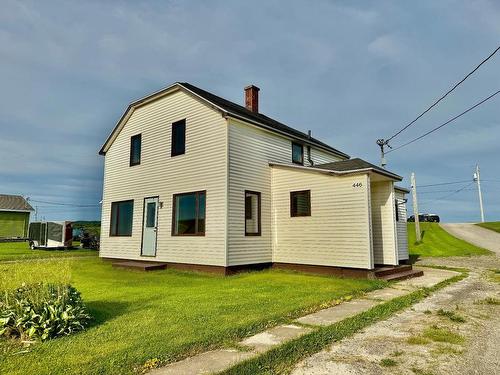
xmin=99 ymin=82 xmax=417 ymax=278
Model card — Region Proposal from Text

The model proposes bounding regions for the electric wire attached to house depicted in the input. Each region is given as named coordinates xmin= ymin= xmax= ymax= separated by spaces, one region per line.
xmin=386 ymin=89 xmax=500 ymax=154
xmin=376 ymin=45 xmax=500 ymax=165
xmin=386 ymin=45 xmax=500 ymax=142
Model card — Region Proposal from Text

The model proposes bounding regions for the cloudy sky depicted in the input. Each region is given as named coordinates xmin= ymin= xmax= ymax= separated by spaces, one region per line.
xmin=1 ymin=0 xmax=498 ymax=222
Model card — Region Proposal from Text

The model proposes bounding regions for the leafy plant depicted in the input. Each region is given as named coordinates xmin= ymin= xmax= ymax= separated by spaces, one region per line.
xmin=380 ymin=358 xmax=397 ymax=367
xmin=0 ymin=283 xmax=91 ymax=341
xmin=436 ymin=309 xmax=465 ymax=323
xmin=422 ymin=325 xmax=464 ymax=345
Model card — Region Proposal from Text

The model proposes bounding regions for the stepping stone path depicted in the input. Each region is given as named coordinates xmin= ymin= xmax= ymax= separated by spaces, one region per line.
xmin=149 ymin=267 xmax=459 ymax=375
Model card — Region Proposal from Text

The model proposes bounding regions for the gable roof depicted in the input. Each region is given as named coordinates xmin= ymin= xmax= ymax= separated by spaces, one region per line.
xmin=0 ymin=194 xmax=34 ymax=212
xmin=314 ymin=158 xmax=402 ymax=181
xmin=99 ymin=82 xmax=350 ymax=159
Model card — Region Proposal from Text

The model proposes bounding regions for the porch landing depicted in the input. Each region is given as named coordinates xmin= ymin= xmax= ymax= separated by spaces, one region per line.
xmin=373 ymin=265 xmax=424 ymax=281
xmin=111 ymin=260 xmax=167 ymax=271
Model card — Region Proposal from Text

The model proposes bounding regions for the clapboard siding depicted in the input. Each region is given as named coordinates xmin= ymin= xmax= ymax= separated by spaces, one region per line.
xmin=311 ymin=148 xmax=342 ymax=165
xmin=370 ymin=181 xmax=398 ymax=265
xmin=395 ymin=190 xmax=409 ymax=260
xmin=227 ymin=118 xmax=343 ymax=266
xmin=100 ymin=89 xmax=227 ymax=265
xmin=271 ymin=167 xmax=371 ymax=268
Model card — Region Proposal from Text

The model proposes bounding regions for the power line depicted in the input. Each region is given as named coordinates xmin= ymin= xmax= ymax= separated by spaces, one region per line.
xmin=436 ymin=181 xmax=474 ymax=200
xmin=28 ymin=199 xmax=100 ymax=207
xmin=417 ymin=180 xmax=472 ymax=188
xmin=387 ymin=45 xmax=500 ymax=141
xmin=418 ymin=188 xmax=475 ymax=194
xmin=423 ymin=182 xmax=475 ymax=203
xmin=387 ymin=89 xmax=500 ymax=153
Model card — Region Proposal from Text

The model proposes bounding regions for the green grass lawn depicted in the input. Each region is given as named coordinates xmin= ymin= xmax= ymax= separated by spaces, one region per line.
xmin=0 ymin=241 xmax=98 ymax=262
xmin=408 ymin=222 xmax=491 ymax=258
xmin=476 ymin=221 xmax=500 ymax=233
xmin=0 ymin=257 xmax=385 ymax=375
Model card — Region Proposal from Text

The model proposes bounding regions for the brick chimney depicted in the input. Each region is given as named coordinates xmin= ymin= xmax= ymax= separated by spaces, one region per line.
xmin=244 ymin=85 xmax=260 ymax=113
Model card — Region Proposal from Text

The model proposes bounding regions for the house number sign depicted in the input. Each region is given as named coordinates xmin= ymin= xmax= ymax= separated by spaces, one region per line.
xmin=352 ymin=182 xmax=363 ymax=188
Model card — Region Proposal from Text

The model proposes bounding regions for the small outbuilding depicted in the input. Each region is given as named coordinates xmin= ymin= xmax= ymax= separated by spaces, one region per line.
xmin=0 ymin=194 xmax=34 ymax=239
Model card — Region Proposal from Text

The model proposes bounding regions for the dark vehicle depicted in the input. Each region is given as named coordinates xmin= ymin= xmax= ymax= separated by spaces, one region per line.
xmin=407 ymin=214 xmax=440 ymax=223
xmin=426 ymin=214 xmax=440 ymax=223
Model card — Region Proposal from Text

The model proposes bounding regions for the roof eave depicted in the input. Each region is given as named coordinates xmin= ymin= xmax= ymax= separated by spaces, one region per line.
xmin=99 ymin=82 xmax=350 ymax=159
xmin=395 ymin=186 xmax=410 ymax=193
xmin=0 ymin=208 xmax=34 ymax=213
xmin=99 ymin=83 xmax=190 ymax=156
xmin=369 ymin=169 xmax=403 ymax=181
xmin=269 ymin=162 xmax=402 ymax=181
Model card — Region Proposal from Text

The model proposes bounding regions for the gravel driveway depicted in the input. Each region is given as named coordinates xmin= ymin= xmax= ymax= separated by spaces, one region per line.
xmin=291 ymin=223 xmax=500 ymax=375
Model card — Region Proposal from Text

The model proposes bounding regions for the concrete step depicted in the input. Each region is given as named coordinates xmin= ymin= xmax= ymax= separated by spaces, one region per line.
xmin=112 ymin=261 xmax=167 ymax=271
xmin=374 ymin=265 xmax=412 ymax=277
xmin=379 ymin=269 xmax=424 ymax=282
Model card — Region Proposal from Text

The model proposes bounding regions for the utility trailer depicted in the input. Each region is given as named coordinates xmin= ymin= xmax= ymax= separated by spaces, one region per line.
xmin=28 ymin=221 xmax=73 ymax=249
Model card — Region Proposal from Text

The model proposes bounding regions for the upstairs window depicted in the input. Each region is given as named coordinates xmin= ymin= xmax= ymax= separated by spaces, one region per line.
xmin=292 ymin=142 xmax=303 ymax=165
xmin=110 ymin=200 xmax=134 ymax=236
xmin=290 ymin=190 xmax=311 ymax=217
xmin=245 ymin=191 xmax=261 ymax=236
xmin=172 ymin=191 xmax=205 ymax=236
xmin=130 ymin=134 xmax=141 ymax=166
xmin=171 ymin=119 xmax=186 ymax=156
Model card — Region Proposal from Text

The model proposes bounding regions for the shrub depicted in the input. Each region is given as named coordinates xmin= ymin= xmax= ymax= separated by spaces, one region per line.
xmin=0 ymin=283 xmax=91 ymax=341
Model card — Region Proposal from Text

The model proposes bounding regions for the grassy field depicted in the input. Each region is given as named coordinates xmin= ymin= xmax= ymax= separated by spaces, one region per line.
xmin=0 ymin=257 xmax=385 ymax=375
xmin=408 ymin=222 xmax=491 ymax=258
xmin=476 ymin=221 xmax=500 ymax=233
xmin=0 ymin=241 xmax=98 ymax=262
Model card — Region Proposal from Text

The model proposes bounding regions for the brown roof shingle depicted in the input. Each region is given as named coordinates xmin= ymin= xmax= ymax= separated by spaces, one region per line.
xmin=0 ymin=194 xmax=34 ymax=212
xmin=314 ymin=158 xmax=402 ymax=181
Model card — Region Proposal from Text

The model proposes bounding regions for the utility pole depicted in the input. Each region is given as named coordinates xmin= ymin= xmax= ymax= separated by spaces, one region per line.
xmin=410 ymin=172 xmax=421 ymax=242
xmin=35 ymin=205 xmax=38 ymax=221
xmin=473 ymin=164 xmax=485 ymax=222
xmin=376 ymin=139 xmax=389 ymax=168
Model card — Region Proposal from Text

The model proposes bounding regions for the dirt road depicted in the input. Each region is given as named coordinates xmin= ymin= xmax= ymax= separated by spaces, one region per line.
xmin=291 ymin=224 xmax=500 ymax=375
xmin=440 ymin=223 xmax=500 ymax=256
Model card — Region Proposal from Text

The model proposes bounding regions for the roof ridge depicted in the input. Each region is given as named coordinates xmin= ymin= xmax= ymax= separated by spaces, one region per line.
xmin=179 ymin=82 xmax=349 ymax=159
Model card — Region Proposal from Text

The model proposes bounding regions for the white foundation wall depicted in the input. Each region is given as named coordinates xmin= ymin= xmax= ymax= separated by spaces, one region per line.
xmin=271 ymin=167 xmax=372 ymax=269
xmin=100 ymin=90 xmax=228 ymax=265
xmin=370 ymin=181 xmax=398 ymax=265
xmin=395 ymin=190 xmax=409 ymax=261
xmin=227 ymin=118 xmax=344 ymax=266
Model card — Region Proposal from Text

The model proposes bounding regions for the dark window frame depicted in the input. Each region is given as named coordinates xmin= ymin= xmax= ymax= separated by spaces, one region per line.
xmin=171 ymin=190 xmax=206 ymax=236
xmin=292 ymin=142 xmax=304 ymax=165
xmin=171 ymin=119 xmax=186 ymax=157
xmin=290 ymin=190 xmax=311 ymax=217
xmin=244 ymin=190 xmax=261 ymax=236
xmin=109 ymin=200 xmax=134 ymax=237
xmin=130 ymin=134 xmax=141 ymax=166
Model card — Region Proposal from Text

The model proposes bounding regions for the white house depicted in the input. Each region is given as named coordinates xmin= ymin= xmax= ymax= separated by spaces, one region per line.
xmin=99 ymin=82 xmax=419 ymax=279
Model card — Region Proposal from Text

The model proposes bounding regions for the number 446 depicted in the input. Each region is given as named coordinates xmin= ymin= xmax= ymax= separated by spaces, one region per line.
xmin=352 ymin=182 xmax=363 ymax=188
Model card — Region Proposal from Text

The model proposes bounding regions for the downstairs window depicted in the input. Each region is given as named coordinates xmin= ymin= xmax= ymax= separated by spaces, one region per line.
xmin=172 ymin=191 xmax=206 ymax=236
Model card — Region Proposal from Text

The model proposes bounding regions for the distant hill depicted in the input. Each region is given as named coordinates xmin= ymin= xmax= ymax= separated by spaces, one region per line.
xmin=73 ymin=221 xmax=101 ymax=236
